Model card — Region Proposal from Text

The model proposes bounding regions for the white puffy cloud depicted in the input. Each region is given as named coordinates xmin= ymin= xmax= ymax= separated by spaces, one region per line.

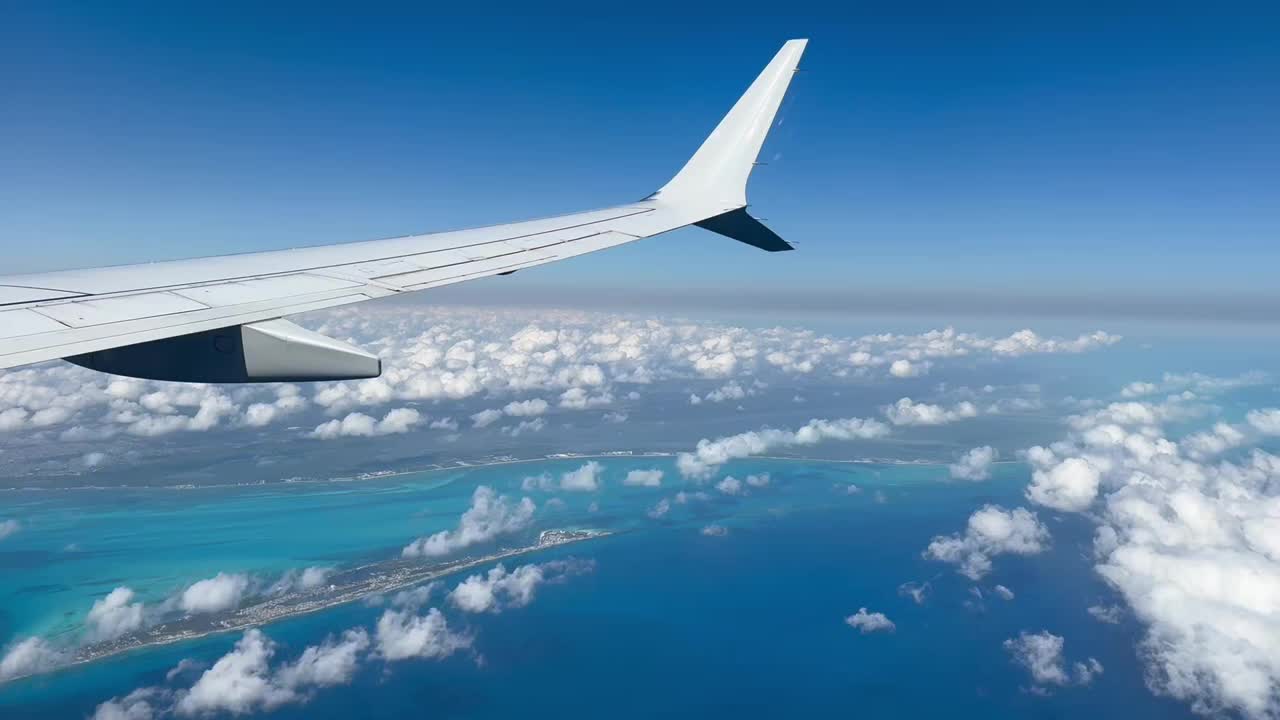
xmin=1246 ymin=408 xmax=1280 ymax=436
xmin=715 ymin=476 xmax=744 ymax=495
xmin=94 ymin=626 xmax=370 ymax=719
xmin=676 ymin=416 xmax=890 ymax=479
xmin=87 ymin=587 xmax=147 ymax=641
xmin=623 ymin=469 xmax=663 ymax=487
xmin=91 ymin=689 xmax=162 ymax=720
xmin=179 ymin=573 xmax=252 ymax=615
xmin=470 ymin=409 xmax=503 ymax=428
xmin=559 ymin=461 xmax=604 ymax=492
xmin=0 ymin=308 xmax=1117 ymax=456
xmin=1181 ymin=422 xmax=1248 ymax=460
xmin=1120 ymin=371 xmax=1266 ymax=399
xmin=174 ymin=626 xmax=371 ymax=717
xmin=1003 ymin=631 xmax=1103 ymax=688
xmin=502 ymin=418 xmax=546 ymax=437
xmin=889 ymin=359 xmax=926 ymax=378
xmin=925 ymin=505 xmax=1050 ymax=580
xmin=312 ymin=408 xmax=422 ymax=438
xmin=0 ymin=636 xmax=65 ymax=681
xmin=0 ymin=519 xmax=19 ymax=541
xmin=1025 ymin=456 xmax=1101 ymax=512
xmin=845 ymin=608 xmax=895 ymax=634
xmin=373 ymin=607 xmax=470 ymax=662
xmin=242 ymin=385 xmax=307 ymax=428
xmin=558 ymin=387 xmax=613 ymax=410
xmin=695 ymin=381 xmax=751 ymax=404
xmin=993 ymin=584 xmax=1015 ymax=600
xmin=1018 ymin=390 xmax=1280 ymax=718
xmin=273 ymin=628 xmax=370 ymax=691
xmin=268 ymin=566 xmax=333 ymax=596
xmin=883 ymin=398 xmax=978 ymax=427
xmin=449 ymin=560 xmax=592 ymax=614
xmin=503 ymin=398 xmax=548 ymax=417
xmin=950 ymin=446 xmax=997 ymax=481
xmin=700 ymin=524 xmax=729 ymax=537
xmin=402 ymin=486 xmax=535 ymax=558
xmin=990 ymin=329 xmax=1120 ymax=356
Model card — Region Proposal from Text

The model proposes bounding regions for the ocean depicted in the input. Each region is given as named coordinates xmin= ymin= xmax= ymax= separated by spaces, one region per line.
xmin=0 ymin=457 xmax=1196 ymax=719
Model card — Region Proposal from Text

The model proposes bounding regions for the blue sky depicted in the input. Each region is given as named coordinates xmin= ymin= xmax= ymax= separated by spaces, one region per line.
xmin=2 ymin=3 xmax=1278 ymax=310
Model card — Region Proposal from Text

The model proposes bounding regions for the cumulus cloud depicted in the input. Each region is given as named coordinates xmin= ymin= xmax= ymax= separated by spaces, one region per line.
xmin=558 ymin=387 xmax=613 ymax=410
xmin=373 ymin=607 xmax=471 ymax=662
xmin=0 ymin=636 xmax=65 ymax=681
xmin=647 ymin=498 xmax=671 ymax=519
xmin=242 ymin=385 xmax=307 ymax=428
xmin=95 ymin=633 xmax=371 ymax=720
xmin=179 ymin=573 xmax=252 ymax=615
xmin=700 ymin=524 xmax=729 ymax=537
xmin=1180 ymin=422 xmax=1248 ymax=460
xmin=272 ymin=628 xmax=370 ymax=691
xmin=87 ymin=587 xmax=147 ymax=641
xmin=889 ymin=359 xmax=926 ymax=378
xmin=0 ymin=518 xmax=19 ymax=541
xmin=268 ymin=566 xmax=334 ymax=596
xmin=0 ymin=308 xmax=1117 ymax=458
xmin=924 ymin=505 xmax=1050 ymax=580
xmin=623 ymin=469 xmax=663 ymax=487
xmin=172 ymin=627 xmax=371 ymax=717
xmin=950 ymin=446 xmax=997 ymax=481
xmin=1246 ymin=408 xmax=1280 ymax=435
xmin=693 ymin=381 xmax=752 ymax=405
xmin=449 ymin=560 xmax=593 ymax=614
xmin=1024 ymin=455 xmax=1101 ymax=512
xmin=559 ymin=461 xmax=604 ymax=492
xmin=883 ymin=398 xmax=978 ymax=426
xmin=845 ymin=608 xmax=896 ymax=634
xmin=311 ymin=408 xmax=422 ymax=439
xmin=676 ymin=416 xmax=889 ymax=479
xmin=993 ymin=584 xmax=1015 ymax=601
xmin=1018 ymin=390 xmax=1280 ymax=718
xmin=1120 ymin=371 xmax=1266 ymax=399
xmin=715 ymin=476 xmax=744 ymax=495
xmin=1003 ymin=631 xmax=1103 ymax=688
xmin=92 ymin=688 xmax=163 ymax=720
xmin=503 ymin=398 xmax=548 ymax=417
xmin=402 ymin=486 xmax=535 ymax=558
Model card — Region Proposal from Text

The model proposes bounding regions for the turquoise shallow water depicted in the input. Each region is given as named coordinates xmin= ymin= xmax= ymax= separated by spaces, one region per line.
xmin=0 ymin=457 xmax=1196 ymax=719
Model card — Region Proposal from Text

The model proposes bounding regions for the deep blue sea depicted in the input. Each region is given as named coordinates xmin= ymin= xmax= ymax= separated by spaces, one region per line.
xmin=0 ymin=457 xmax=1197 ymax=719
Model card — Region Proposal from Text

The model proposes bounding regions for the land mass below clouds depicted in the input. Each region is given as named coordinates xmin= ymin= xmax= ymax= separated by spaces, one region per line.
xmin=0 ymin=452 xmax=972 ymax=491
xmin=6 ymin=529 xmax=608 ymax=685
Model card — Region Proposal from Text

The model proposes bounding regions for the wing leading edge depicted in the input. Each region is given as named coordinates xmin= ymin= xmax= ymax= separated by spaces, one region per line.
xmin=0 ymin=39 xmax=808 ymax=381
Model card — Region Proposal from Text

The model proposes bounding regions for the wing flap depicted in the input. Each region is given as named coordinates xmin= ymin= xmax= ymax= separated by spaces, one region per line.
xmin=0 ymin=309 xmax=70 ymax=339
xmin=171 ymin=274 xmax=363 ymax=307
xmin=33 ymin=292 xmax=211 ymax=328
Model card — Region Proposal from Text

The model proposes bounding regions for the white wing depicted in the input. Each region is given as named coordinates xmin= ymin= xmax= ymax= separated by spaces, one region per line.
xmin=0 ymin=40 xmax=807 ymax=382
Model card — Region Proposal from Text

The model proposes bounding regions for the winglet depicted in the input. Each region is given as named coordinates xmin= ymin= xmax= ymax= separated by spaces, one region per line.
xmin=695 ymin=208 xmax=794 ymax=252
xmin=654 ymin=39 xmax=807 ymax=210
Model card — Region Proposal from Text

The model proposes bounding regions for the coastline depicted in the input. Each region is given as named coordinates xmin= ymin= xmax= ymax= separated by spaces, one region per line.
xmin=0 ymin=453 xmax=992 ymax=493
xmin=2 ymin=529 xmax=612 ymax=685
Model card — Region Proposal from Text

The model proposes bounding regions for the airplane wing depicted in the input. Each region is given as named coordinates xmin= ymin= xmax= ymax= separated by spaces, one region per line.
xmin=0 ymin=39 xmax=807 ymax=383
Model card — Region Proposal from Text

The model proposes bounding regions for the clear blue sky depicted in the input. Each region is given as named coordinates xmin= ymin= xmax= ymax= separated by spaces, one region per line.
xmin=2 ymin=3 xmax=1277 ymax=310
